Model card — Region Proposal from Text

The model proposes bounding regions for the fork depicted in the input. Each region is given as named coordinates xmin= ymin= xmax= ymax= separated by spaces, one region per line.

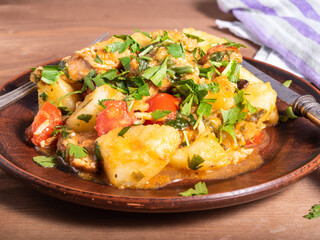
xmin=0 ymin=31 xmax=109 ymax=111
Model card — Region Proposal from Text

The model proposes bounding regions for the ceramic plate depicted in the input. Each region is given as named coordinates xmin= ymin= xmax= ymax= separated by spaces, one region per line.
xmin=0 ymin=58 xmax=319 ymax=213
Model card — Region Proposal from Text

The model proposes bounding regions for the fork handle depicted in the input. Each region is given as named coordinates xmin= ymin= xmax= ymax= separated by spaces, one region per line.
xmin=292 ymin=95 xmax=320 ymax=128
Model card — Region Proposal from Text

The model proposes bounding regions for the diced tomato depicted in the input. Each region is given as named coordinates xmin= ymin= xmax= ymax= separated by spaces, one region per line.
xmin=95 ymin=100 xmax=135 ymax=136
xmin=246 ymin=131 xmax=263 ymax=146
xmin=145 ymin=93 xmax=179 ymax=124
xmin=216 ymin=66 xmax=226 ymax=74
xmin=31 ymin=102 xmax=62 ymax=146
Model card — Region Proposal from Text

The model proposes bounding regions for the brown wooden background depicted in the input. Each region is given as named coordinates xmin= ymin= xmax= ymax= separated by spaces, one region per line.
xmin=0 ymin=0 xmax=319 ymax=239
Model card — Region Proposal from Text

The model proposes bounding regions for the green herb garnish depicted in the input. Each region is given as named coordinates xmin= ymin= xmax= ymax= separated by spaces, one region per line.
xmin=283 ymin=80 xmax=292 ymax=88
xmin=179 ymin=181 xmax=208 ymax=197
xmin=94 ymin=142 xmax=103 ymax=161
xmin=151 ymin=109 xmax=171 ymax=120
xmin=51 ymin=125 xmax=70 ymax=139
xmin=279 ymin=106 xmax=298 ymax=122
xmin=222 ymin=38 xmax=247 ymax=49
xmin=41 ymin=65 xmax=63 ymax=85
xmin=118 ymin=126 xmax=131 ymax=136
xmin=67 ymin=143 xmax=88 ymax=159
xmin=94 ymin=54 xmax=104 ymax=64
xmin=188 ymin=154 xmax=205 ymax=170
xmin=183 ymin=32 xmax=205 ymax=42
xmin=33 ymin=156 xmax=55 ymax=168
xmin=167 ymin=43 xmax=184 ymax=58
xmin=39 ymin=91 xmax=48 ymax=102
xmin=304 ymin=204 xmax=320 ymax=219
xmin=77 ymin=114 xmax=93 ymax=123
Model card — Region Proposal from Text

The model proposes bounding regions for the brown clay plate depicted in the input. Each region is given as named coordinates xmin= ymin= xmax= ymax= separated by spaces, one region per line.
xmin=0 ymin=57 xmax=319 ymax=213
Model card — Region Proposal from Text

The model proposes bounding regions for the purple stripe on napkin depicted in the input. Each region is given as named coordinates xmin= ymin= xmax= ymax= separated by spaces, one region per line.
xmin=240 ymin=0 xmax=320 ymax=46
xmin=289 ymin=0 xmax=320 ymax=22
xmin=233 ymin=9 xmax=320 ymax=88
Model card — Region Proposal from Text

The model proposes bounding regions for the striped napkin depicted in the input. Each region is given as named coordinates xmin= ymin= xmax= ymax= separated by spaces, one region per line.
xmin=217 ymin=0 xmax=320 ymax=88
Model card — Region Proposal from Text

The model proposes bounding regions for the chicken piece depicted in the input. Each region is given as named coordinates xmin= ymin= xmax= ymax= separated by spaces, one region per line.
xmin=65 ymin=55 xmax=92 ymax=81
xmin=57 ymin=130 xmax=98 ymax=172
xmin=96 ymin=125 xmax=181 ymax=189
xmin=170 ymin=132 xmax=231 ymax=171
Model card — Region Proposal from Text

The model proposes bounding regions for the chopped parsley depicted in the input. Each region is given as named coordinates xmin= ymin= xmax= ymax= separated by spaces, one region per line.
xmin=118 ymin=126 xmax=131 ymax=136
xmin=67 ymin=143 xmax=88 ymax=159
xmin=279 ymin=106 xmax=298 ymax=122
xmin=283 ymin=80 xmax=292 ymax=88
xmin=183 ymin=32 xmax=205 ymax=42
xmin=221 ymin=59 xmax=241 ymax=83
xmin=51 ymin=125 xmax=70 ymax=138
xmin=58 ymin=106 xmax=73 ymax=116
xmin=33 ymin=156 xmax=55 ymax=168
xmin=151 ymin=109 xmax=171 ymax=120
xmin=39 ymin=91 xmax=48 ymax=102
xmin=77 ymin=114 xmax=93 ymax=123
xmin=172 ymin=66 xmax=194 ymax=75
xmin=219 ymin=90 xmax=253 ymax=142
xmin=167 ymin=43 xmax=184 ymax=58
xmin=222 ymin=38 xmax=247 ymax=49
xmin=41 ymin=65 xmax=63 ymax=85
xmin=94 ymin=142 xmax=103 ymax=161
xmin=304 ymin=204 xmax=320 ymax=219
xmin=179 ymin=181 xmax=208 ymax=197
xmin=134 ymin=28 xmax=151 ymax=38
xmin=120 ymin=56 xmax=131 ymax=71
xmin=142 ymin=57 xmax=168 ymax=86
xmin=188 ymin=155 xmax=205 ymax=170
xmin=94 ymin=54 xmax=104 ymax=64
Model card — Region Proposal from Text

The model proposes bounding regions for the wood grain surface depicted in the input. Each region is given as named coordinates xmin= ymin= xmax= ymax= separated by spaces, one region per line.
xmin=0 ymin=0 xmax=319 ymax=239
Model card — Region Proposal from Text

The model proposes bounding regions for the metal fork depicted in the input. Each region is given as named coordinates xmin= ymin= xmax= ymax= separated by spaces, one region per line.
xmin=0 ymin=31 xmax=109 ymax=111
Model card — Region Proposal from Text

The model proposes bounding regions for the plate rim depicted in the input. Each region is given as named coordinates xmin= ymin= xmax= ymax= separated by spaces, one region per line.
xmin=0 ymin=57 xmax=319 ymax=212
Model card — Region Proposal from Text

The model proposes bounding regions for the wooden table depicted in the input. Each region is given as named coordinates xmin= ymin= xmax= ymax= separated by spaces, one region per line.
xmin=0 ymin=0 xmax=319 ymax=239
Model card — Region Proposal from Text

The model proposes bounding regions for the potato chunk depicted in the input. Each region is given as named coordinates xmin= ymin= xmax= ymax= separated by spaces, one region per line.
xmin=96 ymin=125 xmax=181 ymax=188
xmin=66 ymin=85 xmax=125 ymax=132
xmin=170 ymin=132 xmax=231 ymax=171
xmin=37 ymin=75 xmax=79 ymax=111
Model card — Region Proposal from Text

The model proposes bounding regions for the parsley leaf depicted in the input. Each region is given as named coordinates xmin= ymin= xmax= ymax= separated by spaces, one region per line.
xmin=194 ymin=101 xmax=213 ymax=129
xmin=188 ymin=155 xmax=205 ymax=170
xmin=167 ymin=43 xmax=183 ymax=58
xmin=77 ymin=114 xmax=93 ymax=123
xmin=33 ymin=156 xmax=55 ymax=168
xmin=94 ymin=54 xmax=104 ymax=64
xmin=118 ymin=126 xmax=131 ymax=136
xmin=304 ymin=204 xmax=320 ymax=219
xmin=138 ymin=83 xmax=150 ymax=96
xmin=94 ymin=142 xmax=103 ymax=161
xmin=179 ymin=181 xmax=208 ymax=197
xmin=221 ymin=59 xmax=241 ymax=83
xmin=39 ymin=91 xmax=48 ymax=102
xmin=219 ymin=90 xmax=249 ymax=142
xmin=67 ymin=143 xmax=88 ymax=159
xmin=41 ymin=65 xmax=63 ymax=85
xmin=244 ymin=100 xmax=257 ymax=114
xmin=120 ymin=56 xmax=131 ymax=71
xmin=151 ymin=109 xmax=171 ymax=120
xmin=222 ymin=38 xmax=247 ymax=49
xmin=142 ymin=57 xmax=168 ymax=86
xmin=58 ymin=106 xmax=73 ymax=116
xmin=283 ymin=80 xmax=292 ymax=88
xmin=134 ymin=28 xmax=151 ymax=38
xmin=51 ymin=125 xmax=70 ymax=138
xmin=279 ymin=106 xmax=298 ymax=122
xmin=183 ymin=32 xmax=205 ymax=42
xmin=172 ymin=66 xmax=194 ymax=75
xmin=101 ymin=69 xmax=118 ymax=80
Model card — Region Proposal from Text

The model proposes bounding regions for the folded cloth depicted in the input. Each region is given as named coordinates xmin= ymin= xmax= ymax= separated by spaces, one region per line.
xmin=216 ymin=20 xmax=304 ymax=79
xmin=217 ymin=0 xmax=320 ymax=88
